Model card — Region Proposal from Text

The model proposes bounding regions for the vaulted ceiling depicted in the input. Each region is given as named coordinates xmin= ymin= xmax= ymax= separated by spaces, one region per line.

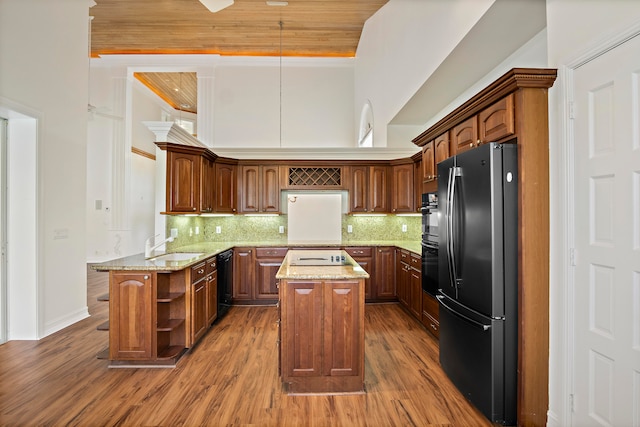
xmin=90 ymin=0 xmax=389 ymax=57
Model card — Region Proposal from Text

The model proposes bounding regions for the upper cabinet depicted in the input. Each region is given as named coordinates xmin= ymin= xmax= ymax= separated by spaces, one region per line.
xmin=214 ymin=161 xmax=237 ymax=214
xmin=163 ymin=145 xmax=217 ymax=214
xmin=421 ymin=131 xmax=449 ymax=193
xmin=391 ymin=163 xmax=414 ymax=213
xmin=451 ymin=94 xmax=515 ymax=155
xmin=238 ymin=165 xmax=280 ymax=214
xmin=347 ymin=165 xmax=389 ymax=213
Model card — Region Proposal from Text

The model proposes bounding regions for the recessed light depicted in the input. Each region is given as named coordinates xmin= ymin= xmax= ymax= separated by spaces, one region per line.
xmin=266 ymin=1 xmax=288 ymax=6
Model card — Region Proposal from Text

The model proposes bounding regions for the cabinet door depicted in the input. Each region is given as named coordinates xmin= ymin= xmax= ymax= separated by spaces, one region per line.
xmin=233 ymin=247 xmax=254 ymax=300
xmin=323 ymin=280 xmax=363 ymax=377
xmin=374 ymin=246 xmax=395 ymax=300
xmin=396 ymin=249 xmax=409 ymax=308
xmin=434 ymin=131 xmax=450 ymax=165
xmin=422 ymin=141 xmax=435 ymax=183
xmin=215 ymin=163 xmax=237 ymax=213
xmin=191 ymin=279 xmax=208 ymax=343
xmin=239 ymin=165 xmax=260 ymax=213
xmin=167 ymin=151 xmax=200 ymax=213
xmin=348 ymin=166 xmax=368 ymax=212
xmin=344 ymin=247 xmax=373 ymax=301
xmin=109 ymin=272 xmax=154 ymax=360
xmin=282 ymin=280 xmax=323 ymax=377
xmin=478 ymin=94 xmax=515 ymax=143
xmin=206 ymin=271 xmax=218 ymax=326
xmin=451 ymin=116 xmax=478 ymax=155
xmin=200 ymin=156 xmax=215 ymax=213
xmin=414 ymin=160 xmax=423 ymax=212
xmin=409 ymin=267 xmax=422 ymax=320
xmin=261 ymin=165 xmax=280 ymax=212
xmin=369 ymin=166 xmax=389 ymax=212
xmin=422 ymin=291 xmax=440 ymax=339
xmin=255 ymin=257 xmax=283 ymax=300
xmin=391 ymin=163 xmax=414 ymax=213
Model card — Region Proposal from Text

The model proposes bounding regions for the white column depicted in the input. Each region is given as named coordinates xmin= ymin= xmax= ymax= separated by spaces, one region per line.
xmin=197 ymin=67 xmax=215 ymax=147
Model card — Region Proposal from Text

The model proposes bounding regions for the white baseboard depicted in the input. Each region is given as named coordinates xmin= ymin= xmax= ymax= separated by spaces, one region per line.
xmin=43 ymin=307 xmax=90 ymax=338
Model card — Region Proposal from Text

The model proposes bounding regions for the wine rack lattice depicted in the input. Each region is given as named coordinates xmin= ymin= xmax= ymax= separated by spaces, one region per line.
xmin=288 ymin=167 xmax=342 ymax=187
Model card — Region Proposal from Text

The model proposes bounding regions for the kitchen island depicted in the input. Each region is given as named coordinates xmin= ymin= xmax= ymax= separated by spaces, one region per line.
xmin=276 ymin=249 xmax=369 ymax=394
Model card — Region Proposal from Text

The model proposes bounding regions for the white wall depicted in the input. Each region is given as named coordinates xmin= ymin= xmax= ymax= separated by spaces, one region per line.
xmin=355 ymin=0 xmax=495 ymax=148
xmin=213 ymin=60 xmax=355 ymax=148
xmin=545 ymin=1 xmax=640 ymax=426
xmin=0 ymin=0 xmax=91 ymax=338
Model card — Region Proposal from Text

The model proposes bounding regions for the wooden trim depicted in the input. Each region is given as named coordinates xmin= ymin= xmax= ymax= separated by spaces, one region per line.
xmin=412 ymin=68 xmax=557 ymax=146
xmin=131 ymin=147 xmax=156 ymax=161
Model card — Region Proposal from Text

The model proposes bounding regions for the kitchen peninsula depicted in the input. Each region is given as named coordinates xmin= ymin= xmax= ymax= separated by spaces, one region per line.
xmin=276 ymin=249 xmax=369 ymax=394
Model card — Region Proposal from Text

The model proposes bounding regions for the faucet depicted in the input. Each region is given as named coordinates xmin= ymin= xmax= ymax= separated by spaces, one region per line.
xmin=144 ymin=230 xmax=177 ymax=258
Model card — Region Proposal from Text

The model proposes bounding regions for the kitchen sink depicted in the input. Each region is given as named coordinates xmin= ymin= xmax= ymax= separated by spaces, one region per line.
xmin=148 ymin=252 xmax=204 ymax=262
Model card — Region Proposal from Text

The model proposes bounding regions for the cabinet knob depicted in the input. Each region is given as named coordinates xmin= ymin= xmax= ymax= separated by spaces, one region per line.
xmin=144 ymin=275 xmax=149 ymax=280
xmin=198 ymin=269 xmax=204 ymax=274
xmin=476 ymin=139 xmax=481 ymax=147
xmin=192 ymin=207 xmax=196 ymax=211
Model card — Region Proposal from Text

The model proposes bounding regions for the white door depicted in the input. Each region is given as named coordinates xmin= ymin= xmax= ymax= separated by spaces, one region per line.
xmin=572 ymin=34 xmax=640 ymax=426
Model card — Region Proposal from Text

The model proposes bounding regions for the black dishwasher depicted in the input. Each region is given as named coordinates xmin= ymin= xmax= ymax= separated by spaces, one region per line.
xmin=216 ymin=249 xmax=233 ymax=319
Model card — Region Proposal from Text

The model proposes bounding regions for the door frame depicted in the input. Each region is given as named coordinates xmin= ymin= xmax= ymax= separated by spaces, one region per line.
xmin=552 ymin=20 xmax=640 ymax=427
xmin=0 ymin=117 xmax=6 ymax=344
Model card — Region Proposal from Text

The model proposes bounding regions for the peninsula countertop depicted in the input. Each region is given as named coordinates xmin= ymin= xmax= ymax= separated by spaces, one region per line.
xmin=91 ymin=240 xmax=420 ymax=272
xmin=275 ymin=249 xmax=370 ymax=280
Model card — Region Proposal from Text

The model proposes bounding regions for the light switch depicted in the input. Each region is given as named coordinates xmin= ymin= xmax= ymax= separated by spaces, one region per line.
xmin=279 ymin=225 xmax=285 ymax=234
xmin=347 ymin=225 xmax=353 ymax=233
xmin=216 ymin=226 xmax=221 ymax=234
xmin=402 ymin=224 xmax=407 ymax=232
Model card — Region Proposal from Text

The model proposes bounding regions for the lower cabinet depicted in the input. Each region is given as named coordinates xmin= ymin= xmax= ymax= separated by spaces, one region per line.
xmin=279 ymin=278 xmax=365 ymax=393
xmin=109 ymin=270 xmax=186 ymax=364
xmin=374 ymin=246 xmax=396 ymax=301
xmin=189 ymin=256 xmax=218 ymax=345
xmin=233 ymin=247 xmax=283 ymax=304
xmin=396 ymin=248 xmax=410 ymax=308
xmin=344 ymin=247 xmax=374 ymax=301
xmin=421 ymin=291 xmax=440 ymax=339
xmin=409 ymin=251 xmax=422 ymax=319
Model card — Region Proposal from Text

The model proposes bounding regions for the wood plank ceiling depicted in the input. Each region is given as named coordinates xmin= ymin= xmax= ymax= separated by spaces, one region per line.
xmin=90 ymin=0 xmax=388 ymax=113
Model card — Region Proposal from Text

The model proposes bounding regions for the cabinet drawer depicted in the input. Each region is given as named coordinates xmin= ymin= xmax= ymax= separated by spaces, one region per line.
xmin=191 ymin=261 xmax=207 ymax=284
xmin=422 ymin=312 xmax=440 ymax=339
xmin=410 ymin=252 xmax=421 ymax=270
xmin=399 ymin=249 xmax=410 ymax=263
xmin=344 ymin=247 xmax=373 ymax=257
xmin=422 ymin=292 xmax=439 ymax=320
xmin=206 ymin=257 xmax=217 ymax=274
xmin=255 ymin=247 xmax=288 ymax=258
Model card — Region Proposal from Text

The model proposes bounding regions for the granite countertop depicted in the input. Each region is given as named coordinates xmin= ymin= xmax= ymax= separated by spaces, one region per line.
xmin=275 ymin=249 xmax=370 ymax=280
xmin=91 ymin=240 xmax=421 ymax=272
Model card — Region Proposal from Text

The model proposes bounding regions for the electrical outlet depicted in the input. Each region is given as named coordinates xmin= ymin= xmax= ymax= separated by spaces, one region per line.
xmin=402 ymin=224 xmax=407 ymax=232
xmin=279 ymin=225 xmax=285 ymax=234
xmin=195 ymin=226 xmax=199 ymax=235
xmin=170 ymin=228 xmax=178 ymax=238
xmin=347 ymin=224 xmax=353 ymax=233
xmin=216 ymin=226 xmax=221 ymax=234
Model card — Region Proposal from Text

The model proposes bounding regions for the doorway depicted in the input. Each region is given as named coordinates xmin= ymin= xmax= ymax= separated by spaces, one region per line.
xmin=570 ymin=33 xmax=640 ymax=426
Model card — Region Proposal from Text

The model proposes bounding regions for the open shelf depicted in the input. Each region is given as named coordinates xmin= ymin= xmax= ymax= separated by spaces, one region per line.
xmin=157 ymin=318 xmax=184 ymax=332
xmin=157 ymin=292 xmax=185 ymax=303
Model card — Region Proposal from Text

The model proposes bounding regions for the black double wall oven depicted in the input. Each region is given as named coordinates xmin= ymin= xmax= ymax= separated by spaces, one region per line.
xmin=421 ymin=193 xmax=439 ymax=296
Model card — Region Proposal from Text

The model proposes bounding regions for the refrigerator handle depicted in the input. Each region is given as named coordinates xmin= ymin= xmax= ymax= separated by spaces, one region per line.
xmin=437 ymin=295 xmax=491 ymax=331
xmin=446 ymin=168 xmax=456 ymax=294
xmin=448 ymin=166 xmax=462 ymax=297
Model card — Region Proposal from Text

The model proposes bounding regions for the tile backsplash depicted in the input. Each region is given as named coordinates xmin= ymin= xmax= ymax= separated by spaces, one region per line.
xmin=166 ymin=214 xmax=420 ymax=247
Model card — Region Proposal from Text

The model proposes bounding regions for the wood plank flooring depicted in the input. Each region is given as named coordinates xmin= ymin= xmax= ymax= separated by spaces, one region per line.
xmin=0 ymin=266 xmax=494 ymax=426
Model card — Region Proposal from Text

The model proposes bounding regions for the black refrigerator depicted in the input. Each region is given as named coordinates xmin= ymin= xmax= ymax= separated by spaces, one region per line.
xmin=437 ymin=142 xmax=518 ymax=425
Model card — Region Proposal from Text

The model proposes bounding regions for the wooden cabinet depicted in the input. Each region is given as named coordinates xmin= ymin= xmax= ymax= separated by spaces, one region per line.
xmin=214 ymin=162 xmax=237 ymax=213
xmin=200 ymin=156 xmax=215 ymax=213
xmin=254 ymin=247 xmax=287 ymax=302
xmin=109 ymin=270 xmax=186 ymax=364
xmin=233 ymin=247 xmax=254 ymax=301
xmin=280 ymin=278 xmax=364 ymax=393
xmin=421 ymin=141 xmax=435 ymax=184
xmin=391 ymin=163 xmax=414 ymax=213
xmin=347 ymin=165 xmax=389 ymax=213
xmin=396 ymin=249 xmax=422 ymax=322
xmin=413 ymin=157 xmax=423 ymax=211
xmin=166 ymin=151 xmax=201 ymax=213
xmin=421 ymin=291 xmax=439 ymax=339
xmin=109 ymin=272 xmax=154 ymax=360
xmin=374 ymin=246 xmax=395 ymax=301
xmin=205 ymin=257 xmax=218 ymax=326
xmin=190 ymin=262 xmax=208 ymax=344
xmin=451 ymin=94 xmax=515 ymax=155
xmin=239 ymin=165 xmax=280 ymax=214
xmin=396 ymin=248 xmax=410 ymax=308
xmin=344 ymin=247 xmax=374 ymax=301
xmin=163 ymin=147 xmax=216 ymax=214
xmin=409 ymin=252 xmax=422 ymax=320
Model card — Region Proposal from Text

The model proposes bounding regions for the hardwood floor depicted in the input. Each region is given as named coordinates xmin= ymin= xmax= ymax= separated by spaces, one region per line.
xmin=0 ymin=266 xmax=493 ymax=426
